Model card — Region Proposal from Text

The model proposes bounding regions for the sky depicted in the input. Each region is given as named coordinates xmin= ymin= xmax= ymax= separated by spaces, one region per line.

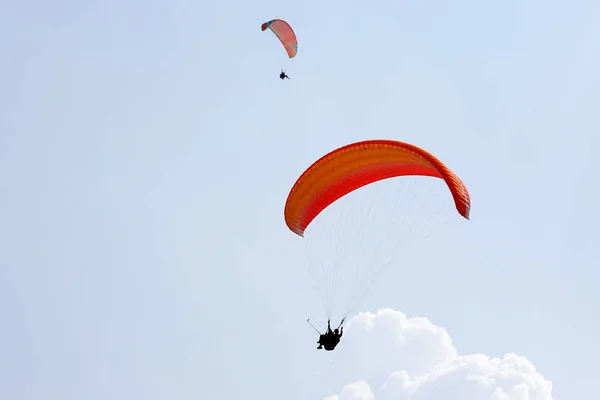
xmin=1 ymin=0 xmax=599 ymax=398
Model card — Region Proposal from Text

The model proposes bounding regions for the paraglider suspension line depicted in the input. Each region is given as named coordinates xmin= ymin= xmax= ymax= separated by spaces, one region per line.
xmin=306 ymin=319 xmax=322 ymax=335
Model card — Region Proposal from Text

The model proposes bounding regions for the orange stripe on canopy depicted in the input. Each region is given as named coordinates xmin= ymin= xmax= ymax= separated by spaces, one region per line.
xmin=284 ymin=140 xmax=471 ymax=237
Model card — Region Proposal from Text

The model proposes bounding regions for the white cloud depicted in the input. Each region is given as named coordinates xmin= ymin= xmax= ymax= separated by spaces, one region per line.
xmin=321 ymin=309 xmax=553 ymax=400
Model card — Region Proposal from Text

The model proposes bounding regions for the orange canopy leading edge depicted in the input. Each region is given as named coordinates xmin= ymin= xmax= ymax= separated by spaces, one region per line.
xmin=284 ymin=140 xmax=471 ymax=237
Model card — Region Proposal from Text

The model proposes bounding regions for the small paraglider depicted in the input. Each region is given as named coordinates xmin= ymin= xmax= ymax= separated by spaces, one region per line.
xmin=261 ymin=18 xmax=297 ymax=80
xmin=309 ymin=319 xmax=344 ymax=351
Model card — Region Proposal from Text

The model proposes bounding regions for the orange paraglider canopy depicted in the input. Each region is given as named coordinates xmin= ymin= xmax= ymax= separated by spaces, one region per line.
xmin=284 ymin=140 xmax=471 ymax=237
xmin=261 ymin=19 xmax=298 ymax=58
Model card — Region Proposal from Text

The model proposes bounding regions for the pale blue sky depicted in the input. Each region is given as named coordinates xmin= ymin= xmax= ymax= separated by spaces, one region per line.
xmin=1 ymin=0 xmax=598 ymax=398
